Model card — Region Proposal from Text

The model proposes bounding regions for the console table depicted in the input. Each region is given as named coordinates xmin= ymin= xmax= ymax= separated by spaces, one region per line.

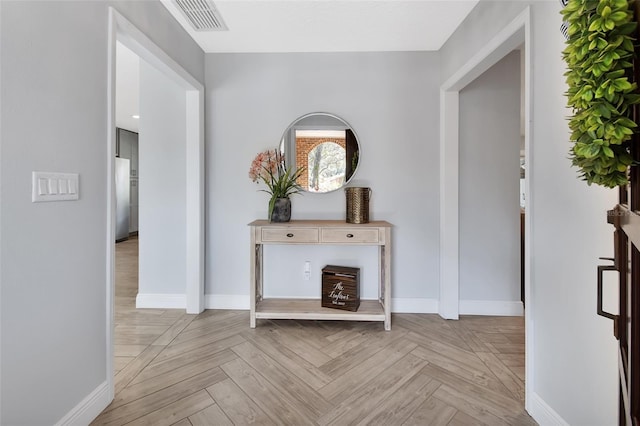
xmin=249 ymin=220 xmax=392 ymax=330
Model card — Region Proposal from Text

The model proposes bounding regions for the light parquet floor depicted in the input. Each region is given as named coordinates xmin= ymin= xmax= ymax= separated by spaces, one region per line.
xmin=93 ymin=237 xmax=536 ymax=426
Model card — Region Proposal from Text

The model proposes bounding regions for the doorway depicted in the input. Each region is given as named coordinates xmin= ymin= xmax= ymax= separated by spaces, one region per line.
xmin=107 ymin=7 xmax=205 ymax=402
xmin=438 ymin=6 xmax=533 ymax=411
xmin=458 ymin=49 xmax=523 ymax=315
xmin=114 ymin=42 xmax=140 ymax=315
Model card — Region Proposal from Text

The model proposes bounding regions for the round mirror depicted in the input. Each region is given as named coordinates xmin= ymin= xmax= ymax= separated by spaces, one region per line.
xmin=279 ymin=112 xmax=360 ymax=193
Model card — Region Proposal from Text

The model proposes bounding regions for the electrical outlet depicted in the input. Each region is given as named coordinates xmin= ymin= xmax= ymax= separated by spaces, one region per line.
xmin=304 ymin=261 xmax=311 ymax=280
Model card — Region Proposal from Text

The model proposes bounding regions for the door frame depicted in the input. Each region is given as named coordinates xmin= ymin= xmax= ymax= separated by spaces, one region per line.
xmin=438 ymin=6 xmax=533 ymax=409
xmin=106 ymin=7 xmax=205 ymax=401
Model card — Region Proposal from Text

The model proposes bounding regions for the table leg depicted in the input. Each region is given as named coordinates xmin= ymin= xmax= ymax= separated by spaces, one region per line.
xmin=383 ymin=229 xmax=392 ymax=331
xmin=256 ymin=244 xmax=263 ymax=303
xmin=250 ymin=230 xmax=258 ymax=328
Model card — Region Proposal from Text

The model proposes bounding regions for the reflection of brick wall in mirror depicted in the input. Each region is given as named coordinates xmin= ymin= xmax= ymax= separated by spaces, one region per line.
xmin=295 ymin=136 xmax=346 ymax=191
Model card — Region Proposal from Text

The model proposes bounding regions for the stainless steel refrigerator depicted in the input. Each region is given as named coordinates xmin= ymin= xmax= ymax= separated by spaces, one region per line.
xmin=115 ymin=157 xmax=130 ymax=242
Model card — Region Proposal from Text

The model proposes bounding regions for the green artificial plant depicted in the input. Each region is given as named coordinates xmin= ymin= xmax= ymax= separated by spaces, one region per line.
xmin=562 ymin=0 xmax=640 ymax=187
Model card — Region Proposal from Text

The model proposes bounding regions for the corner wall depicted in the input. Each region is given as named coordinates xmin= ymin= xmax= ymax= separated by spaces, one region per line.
xmin=440 ymin=2 xmax=618 ymax=424
xmin=138 ymin=60 xmax=187 ymax=299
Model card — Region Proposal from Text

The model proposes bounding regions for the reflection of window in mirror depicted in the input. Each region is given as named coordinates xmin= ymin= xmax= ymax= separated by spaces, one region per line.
xmin=295 ymin=130 xmax=346 ymax=192
xmin=309 ymin=142 xmax=345 ymax=192
xmin=294 ymin=129 xmax=358 ymax=192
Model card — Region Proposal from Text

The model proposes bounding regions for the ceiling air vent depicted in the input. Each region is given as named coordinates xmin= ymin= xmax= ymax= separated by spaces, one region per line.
xmin=174 ymin=0 xmax=228 ymax=31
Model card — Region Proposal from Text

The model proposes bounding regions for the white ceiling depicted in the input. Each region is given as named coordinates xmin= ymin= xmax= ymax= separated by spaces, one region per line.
xmin=115 ymin=1 xmax=479 ymax=134
xmin=161 ymin=0 xmax=479 ymax=53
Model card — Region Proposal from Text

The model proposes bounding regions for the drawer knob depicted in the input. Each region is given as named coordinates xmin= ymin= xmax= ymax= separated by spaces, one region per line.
xmin=346 ymin=233 xmax=354 ymax=238
xmin=286 ymin=233 xmax=294 ymax=238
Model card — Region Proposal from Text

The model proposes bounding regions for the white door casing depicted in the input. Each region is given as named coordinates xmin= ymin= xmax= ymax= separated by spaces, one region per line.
xmin=106 ymin=7 xmax=205 ymax=402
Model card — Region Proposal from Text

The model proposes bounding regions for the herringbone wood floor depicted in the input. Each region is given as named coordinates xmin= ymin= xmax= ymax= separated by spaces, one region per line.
xmin=92 ymin=237 xmax=536 ymax=426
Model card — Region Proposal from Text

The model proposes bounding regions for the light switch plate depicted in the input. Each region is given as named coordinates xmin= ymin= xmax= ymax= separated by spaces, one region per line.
xmin=32 ymin=172 xmax=79 ymax=202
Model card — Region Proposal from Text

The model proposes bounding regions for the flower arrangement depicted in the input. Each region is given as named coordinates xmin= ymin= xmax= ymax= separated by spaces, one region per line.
xmin=249 ymin=149 xmax=305 ymax=220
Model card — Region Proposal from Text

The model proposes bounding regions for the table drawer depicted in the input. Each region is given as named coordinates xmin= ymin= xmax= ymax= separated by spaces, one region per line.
xmin=261 ymin=227 xmax=319 ymax=243
xmin=321 ymin=228 xmax=380 ymax=244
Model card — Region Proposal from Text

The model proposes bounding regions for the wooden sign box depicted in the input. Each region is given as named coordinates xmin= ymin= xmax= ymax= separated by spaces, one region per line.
xmin=322 ymin=265 xmax=360 ymax=312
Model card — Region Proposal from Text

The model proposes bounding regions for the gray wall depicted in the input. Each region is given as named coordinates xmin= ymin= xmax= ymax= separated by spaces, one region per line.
xmin=138 ymin=60 xmax=187 ymax=296
xmin=111 ymin=1 xmax=204 ymax=84
xmin=441 ymin=2 xmax=618 ymax=424
xmin=205 ymin=52 xmax=441 ymax=303
xmin=459 ymin=51 xmax=521 ymax=302
xmin=440 ymin=1 xmax=527 ymax=85
xmin=0 ymin=1 xmax=203 ymax=424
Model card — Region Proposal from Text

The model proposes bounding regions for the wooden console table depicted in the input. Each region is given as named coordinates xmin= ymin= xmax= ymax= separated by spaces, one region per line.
xmin=249 ymin=220 xmax=392 ymax=330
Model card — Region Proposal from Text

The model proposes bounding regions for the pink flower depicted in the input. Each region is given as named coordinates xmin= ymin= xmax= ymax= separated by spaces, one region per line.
xmin=248 ymin=150 xmax=279 ymax=183
xmin=248 ymin=149 xmax=305 ymax=200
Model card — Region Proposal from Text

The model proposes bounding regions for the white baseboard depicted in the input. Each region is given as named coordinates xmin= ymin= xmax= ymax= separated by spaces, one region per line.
xmin=205 ymin=294 xmax=250 ymax=310
xmin=459 ymin=300 xmax=524 ymax=316
xmin=135 ymin=294 xmax=522 ymax=317
xmin=134 ymin=294 xmax=250 ymax=310
xmin=200 ymin=295 xmax=440 ymax=313
xmin=528 ymin=392 xmax=569 ymax=426
xmin=136 ymin=293 xmax=186 ymax=309
xmin=391 ymin=298 xmax=439 ymax=313
xmin=55 ymin=380 xmax=110 ymax=426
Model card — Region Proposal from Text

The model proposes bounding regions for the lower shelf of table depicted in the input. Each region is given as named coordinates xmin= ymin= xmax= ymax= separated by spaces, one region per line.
xmin=255 ymin=298 xmax=386 ymax=322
